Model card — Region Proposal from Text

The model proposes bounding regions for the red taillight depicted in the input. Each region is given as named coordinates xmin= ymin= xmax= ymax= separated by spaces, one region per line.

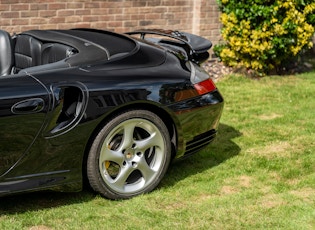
xmin=194 ymin=78 xmax=216 ymax=95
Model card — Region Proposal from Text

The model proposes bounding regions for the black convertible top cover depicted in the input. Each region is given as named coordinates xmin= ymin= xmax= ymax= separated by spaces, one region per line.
xmin=22 ymin=29 xmax=138 ymax=66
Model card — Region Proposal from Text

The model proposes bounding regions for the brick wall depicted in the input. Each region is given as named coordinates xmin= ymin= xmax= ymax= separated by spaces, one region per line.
xmin=0 ymin=0 xmax=222 ymax=46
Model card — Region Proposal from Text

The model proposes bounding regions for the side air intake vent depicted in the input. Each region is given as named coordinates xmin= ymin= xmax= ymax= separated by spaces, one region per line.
xmin=45 ymin=84 xmax=88 ymax=138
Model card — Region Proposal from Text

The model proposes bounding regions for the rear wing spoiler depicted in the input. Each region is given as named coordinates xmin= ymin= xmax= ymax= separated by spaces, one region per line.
xmin=126 ymin=29 xmax=212 ymax=64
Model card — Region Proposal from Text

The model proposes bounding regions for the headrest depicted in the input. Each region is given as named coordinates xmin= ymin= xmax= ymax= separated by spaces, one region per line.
xmin=0 ymin=30 xmax=14 ymax=76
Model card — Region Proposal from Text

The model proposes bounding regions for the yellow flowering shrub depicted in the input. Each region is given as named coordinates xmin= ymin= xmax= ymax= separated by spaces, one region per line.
xmin=215 ymin=0 xmax=315 ymax=75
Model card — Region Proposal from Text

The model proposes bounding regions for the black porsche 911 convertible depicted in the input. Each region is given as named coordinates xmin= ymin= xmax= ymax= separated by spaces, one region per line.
xmin=0 ymin=28 xmax=224 ymax=199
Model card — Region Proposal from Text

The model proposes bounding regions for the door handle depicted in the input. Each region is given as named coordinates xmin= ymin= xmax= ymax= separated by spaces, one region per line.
xmin=11 ymin=98 xmax=45 ymax=114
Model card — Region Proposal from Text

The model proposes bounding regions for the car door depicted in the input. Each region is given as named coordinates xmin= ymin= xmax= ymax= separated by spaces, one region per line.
xmin=0 ymin=74 xmax=50 ymax=177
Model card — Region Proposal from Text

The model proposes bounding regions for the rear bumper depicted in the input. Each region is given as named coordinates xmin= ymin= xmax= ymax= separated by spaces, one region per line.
xmin=167 ymin=89 xmax=224 ymax=158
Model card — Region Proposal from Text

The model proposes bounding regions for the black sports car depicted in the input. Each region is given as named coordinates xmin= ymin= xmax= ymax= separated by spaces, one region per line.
xmin=0 ymin=28 xmax=224 ymax=199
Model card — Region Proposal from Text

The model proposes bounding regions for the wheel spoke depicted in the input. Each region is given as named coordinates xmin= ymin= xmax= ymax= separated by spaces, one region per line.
xmin=136 ymin=131 xmax=163 ymax=151
xmin=119 ymin=122 xmax=136 ymax=150
xmin=100 ymin=147 xmax=124 ymax=165
xmin=137 ymin=157 xmax=156 ymax=180
xmin=111 ymin=164 xmax=134 ymax=190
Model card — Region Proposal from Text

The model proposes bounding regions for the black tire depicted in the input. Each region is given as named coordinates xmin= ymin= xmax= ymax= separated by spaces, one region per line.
xmin=87 ymin=110 xmax=171 ymax=199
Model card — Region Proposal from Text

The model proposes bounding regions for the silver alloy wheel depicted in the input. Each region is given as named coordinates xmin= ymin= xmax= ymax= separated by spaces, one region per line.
xmin=87 ymin=109 xmax=171 ymax=199
xmin=99 ymin=118 xmax=165 ymax=194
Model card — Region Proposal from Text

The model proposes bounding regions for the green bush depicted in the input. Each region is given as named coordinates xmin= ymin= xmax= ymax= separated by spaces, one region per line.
xmin=215 ymin=0 xmax=315 ymax=75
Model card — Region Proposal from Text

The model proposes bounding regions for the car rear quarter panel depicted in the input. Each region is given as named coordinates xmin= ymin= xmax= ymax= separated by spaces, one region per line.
xmin=33 ymin=51 xmax=223 ymax=159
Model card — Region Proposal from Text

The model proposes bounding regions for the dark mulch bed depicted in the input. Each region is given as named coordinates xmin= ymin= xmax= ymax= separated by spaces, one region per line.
xmin=203 ymin=52 xmax=315 ymax=81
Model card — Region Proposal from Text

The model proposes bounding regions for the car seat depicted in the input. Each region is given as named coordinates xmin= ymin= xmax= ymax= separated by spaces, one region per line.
xmin=13 ymin=34 xmax=42 ymax=73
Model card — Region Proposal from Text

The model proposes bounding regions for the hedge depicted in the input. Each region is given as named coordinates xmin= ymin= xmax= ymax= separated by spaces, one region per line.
xmin=215 ymin=0 xmax=315 ymax=75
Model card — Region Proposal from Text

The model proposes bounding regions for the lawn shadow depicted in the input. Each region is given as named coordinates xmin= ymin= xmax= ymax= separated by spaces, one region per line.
xmin=0 ymin=188 xmax=95 ymax=215
xmin=161 ymin=123 xmax=242 ymax=187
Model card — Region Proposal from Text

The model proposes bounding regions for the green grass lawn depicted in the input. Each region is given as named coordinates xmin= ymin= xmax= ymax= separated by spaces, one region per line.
xmin=0 ymin=73 xmax=314 ymax=230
